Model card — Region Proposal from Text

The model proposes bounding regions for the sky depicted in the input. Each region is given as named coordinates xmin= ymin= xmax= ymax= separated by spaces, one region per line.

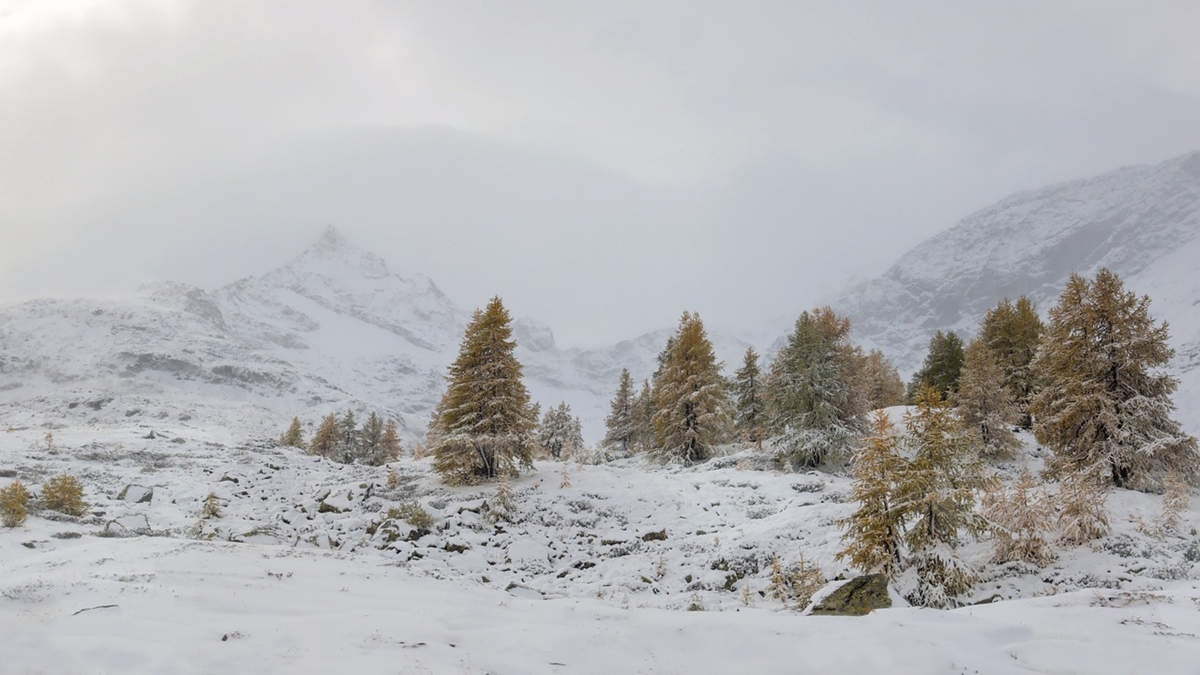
xmin=2 ymin=0 xmax=1200 ymax=347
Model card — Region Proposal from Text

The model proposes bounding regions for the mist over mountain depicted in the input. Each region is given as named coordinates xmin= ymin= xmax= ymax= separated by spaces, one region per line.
xmin=836 ymin=151 xmax=1200 ymax=379
xmin=0 ymin=226 xmax=751 ymax=443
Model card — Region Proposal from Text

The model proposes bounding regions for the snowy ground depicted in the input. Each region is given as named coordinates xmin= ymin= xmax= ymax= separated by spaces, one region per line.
xmin=3 ymin=419 xmax=1200 ymax=673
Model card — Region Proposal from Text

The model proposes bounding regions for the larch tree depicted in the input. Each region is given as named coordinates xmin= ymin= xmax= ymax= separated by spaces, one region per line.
xmin=907 ymin=330 xmax=965 ymax=402
xmin=602 ymin=369 xmax=637 ymax=455
xmin=633 ymin=379 xmax=654 ymax=452
xmin=732 ymin=347 xmax=766 ymax=446
xmin=766 ymin=307 xmax=866 ymax=468
xmin=838 ymin=410 xmax=907 ymax=579
xmin=895 ymin=385 xmax=984 ymax=608
xmin=651 ymin=311 xmax=732 ymax=464
xmin=1030 ymin=268 xmax=1199 ymax=490
xmin=280 ymin=417 xmax=305 ymax=448
xmin=956 ymin=337 xmax=1021 ymax=458
xmin=381 ymin=419 xmax=403 ymax=462
xmin=858 ymin=349 xmax=905 ymax=410
xmin=980 ymin=296 xmax=1044 ymax=426
xmin=431 ymin=296 xmax=538 ymax=483
xmin=982 ymin=468 xmax=1054 ymax=565
xmin=308 ymin=413 xmax=339 ymax=459
xmin=538 ymin=402 xmax=584 ymax=460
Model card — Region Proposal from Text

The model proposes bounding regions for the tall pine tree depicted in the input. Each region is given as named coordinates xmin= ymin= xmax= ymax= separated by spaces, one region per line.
xmin=1030 ymin=269 xmax=1199 ymax=489
xmin=838 ymin=410 xmax=906 ymax=578
xmin=956 ymin=337 xmax=1021 ymax=458
xmin=431 ymin=297 xmax=538 ymax=483
xmin=732 ymin=347 xmax=766 ymax=445
xmin=895 ymin=386 xmax=984 ymax=608
xmin=651 ymin=312 xmax=731 ymax=464
xmin=602 ymin=369 xmax=637 ymax=455
xmin=538 ymin=402 xmax=584 ymax=460
xmin=308 ymin=413 xmax=339 ymax=459
xmin=980 ymin=296 xmax=1043 ymax=426
xmin=907 ymin=330 xmax=965 ymax=402
xmin=766 ymin=307 xmax=865 ymax=468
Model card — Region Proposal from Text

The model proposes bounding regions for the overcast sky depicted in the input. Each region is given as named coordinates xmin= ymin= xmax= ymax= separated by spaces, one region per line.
xmin=3 ymin=1 xmax=1200 ymax=347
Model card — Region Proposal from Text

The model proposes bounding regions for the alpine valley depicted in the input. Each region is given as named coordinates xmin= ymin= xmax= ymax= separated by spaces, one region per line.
xmin=3 ymin=152 xmax=1200 ymax=674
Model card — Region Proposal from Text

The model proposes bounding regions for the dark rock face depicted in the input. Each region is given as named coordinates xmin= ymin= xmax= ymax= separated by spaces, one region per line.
xmin=809 ymin=574 xmax=891 ymax=616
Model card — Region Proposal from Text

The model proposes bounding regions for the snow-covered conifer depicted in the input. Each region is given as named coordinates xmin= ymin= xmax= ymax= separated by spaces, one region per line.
xmin=1031 ymin=268 xmax=1199 ymax=490
xmin=732 ymin=347 xmax=766 ymax=446
xmin=538 ymin=402 xmax=584 ymax=460
xmin=308 ymin=413 xmax=339 ymax=459
xmin=1056 ymin=467 xmax=1110 ymax=546
xmin=838 ymin=410 xmax=906 ymax=578
xmin=651 ymin=312 xmax=731 ymax=464
xmin=980 ymin=296 xmax=1043 ymax=426
xmin=857 ymin=349 xmax=905 ymax=410
xmin=280 ymin=417 xmax=305 ymax=448
xmin=956 ymin=337 xmax=1021 ymax=458
xmin=602 ymin=369 xmax=637 ymax=455
xmin=381 ymin=419 xmax=403 ymax=462
xmin=896 ymin=386 xmax=984 ymax=607
xmin=983 ymin=469 xmax=1054 ymax=565
xmin=906 ymin=330 xmax=965 ymax=402
xmin=766 ymin=307 xmax=865 ymax=468
xmin=431 ymin=296 xmax=537 ymax=483
xmin=336 ymin=410 xmax=360 ymax=463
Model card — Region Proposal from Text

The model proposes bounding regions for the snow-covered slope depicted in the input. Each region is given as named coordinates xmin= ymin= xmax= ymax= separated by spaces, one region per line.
xmin=836 ymin=151 xmax=1200 ymax=431
xmin=3 ymin=421 xmax=1200 ymax=673
xmin=0 ymin=227 xmax=748 ymax=444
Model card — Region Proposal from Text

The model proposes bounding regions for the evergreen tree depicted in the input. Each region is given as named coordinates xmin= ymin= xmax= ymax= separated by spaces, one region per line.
xmin=357 ymin=412 xmax=392 ymax=465
xmin=895 ymin=386 xmax=984 ymax=608
xmin=431 ymin=296 xmax=537 ymax=483
xmin=766 ymin=307 xmax=866 ymax=468
xmin=980 ymin=296 xmax=1044 ymax=426
xmin=651 ymin=312 xmax=731 ymax=464
xmin=280 ymin=417 xmax=305 ymax=448
xmin=857 ymin=349 xmax=905 ymax=410
xmin=1030 ymin=268 xmax=1199 ymax=490
xmin=732 ymin=347 xmax=766 ymax=445
xmin=308 ymin=413 xmax=339 ymax=459
xmin=336 ymin=410 xmax=360 ymax=463
xmin=956 ymin=337 xmax=1021 ymax=458
xmin=907 ymin=330 xmax=965 ymax=401
xmin=602 ymin=369 xmax=637 ymax=455
xmin=633 ymin=379 xmax=654 ymax=452
xmin=838 ymin=410 xmax=907 ymax=578
xmin=538 ymin=402 xmax=584 ymax=460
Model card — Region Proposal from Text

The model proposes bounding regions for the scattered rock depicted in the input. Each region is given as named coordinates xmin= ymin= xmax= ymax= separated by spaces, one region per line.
xmin=117 ymin=485 xmax=154 ymax=503
xmin=808 ymin=574 xmax=892 ymax=616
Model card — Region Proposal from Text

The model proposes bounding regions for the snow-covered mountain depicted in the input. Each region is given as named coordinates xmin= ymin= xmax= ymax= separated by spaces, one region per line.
xmin=0 ymin=227 xmax=748 ymax=443
xmin=835 ymin=151 xmax=1200 ymax=429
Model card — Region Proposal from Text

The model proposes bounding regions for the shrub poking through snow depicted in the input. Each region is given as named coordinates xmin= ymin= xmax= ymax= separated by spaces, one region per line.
xmin=388 ymin=501 xmax=434 ymax=530
xmin=983 ymin=469 xmax=1054 ymax=565
xmin=486 ymin=476 xmax=518 ymax=524
xmin=769 ymin=554 xmax=827 ymax=610
xmin=1056 ymin=468 xmax=1110 ymax=546
xmin=201 ymin=492 xmax=223 ymax=519
xmin=41 ymin=473 xmax=88 ymax=517
xmin=1160 ymin=471 xmax=1189 ymax=535
xmin=1 ymin=479 xmax=32 ymax=527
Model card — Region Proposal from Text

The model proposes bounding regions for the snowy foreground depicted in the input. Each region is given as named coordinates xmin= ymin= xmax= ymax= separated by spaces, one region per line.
xmin=3 ymin=422 xmax=1200 ymax=674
